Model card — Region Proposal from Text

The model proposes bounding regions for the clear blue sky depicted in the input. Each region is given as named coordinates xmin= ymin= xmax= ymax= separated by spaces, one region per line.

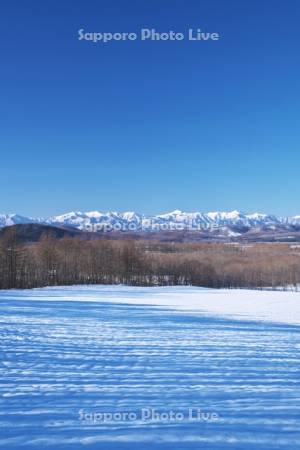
xmin=1 ymin=0 xmax=300 ymax=217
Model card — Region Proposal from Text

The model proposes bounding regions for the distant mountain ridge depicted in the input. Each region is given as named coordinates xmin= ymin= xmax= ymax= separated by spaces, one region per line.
xmin=1 ymin=210 xmax=300 ymax=236
xmin=0 ymin=223 xmax=86 ymax=243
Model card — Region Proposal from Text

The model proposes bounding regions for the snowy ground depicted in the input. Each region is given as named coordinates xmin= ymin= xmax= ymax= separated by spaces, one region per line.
xmin=1 ymin=286 xmax=300 ymax=449
xmin=4 ymin=285 xmax=300 ymax=325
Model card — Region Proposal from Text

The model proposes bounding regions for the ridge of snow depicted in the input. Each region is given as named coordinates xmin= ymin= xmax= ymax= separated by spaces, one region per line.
xmin=1 ymin=210 xmax=300 ymax=233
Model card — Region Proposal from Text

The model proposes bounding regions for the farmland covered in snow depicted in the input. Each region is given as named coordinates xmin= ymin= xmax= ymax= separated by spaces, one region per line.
xmin=1 ymin=286 xmax=300 ymax=449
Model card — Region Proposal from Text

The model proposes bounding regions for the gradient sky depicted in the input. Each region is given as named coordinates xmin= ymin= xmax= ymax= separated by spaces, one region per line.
xmin=1 ymin=0 xmax=300 ymax=217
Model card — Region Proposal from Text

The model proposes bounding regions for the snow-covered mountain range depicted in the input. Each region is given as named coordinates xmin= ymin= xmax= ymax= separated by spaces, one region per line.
xmin=1 ymin=210 xmax=300 ymax=233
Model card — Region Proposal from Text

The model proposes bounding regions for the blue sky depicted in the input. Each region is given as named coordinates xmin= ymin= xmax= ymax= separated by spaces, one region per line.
xmin=1 ymin=0 xmax=300 ymax=217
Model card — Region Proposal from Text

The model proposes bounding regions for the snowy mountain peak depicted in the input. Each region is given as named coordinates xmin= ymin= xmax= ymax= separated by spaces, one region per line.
xmin=1 ymin=209 xmax=300 ymax=235
xmin=170 ymin=209 xmax=183 ymax=215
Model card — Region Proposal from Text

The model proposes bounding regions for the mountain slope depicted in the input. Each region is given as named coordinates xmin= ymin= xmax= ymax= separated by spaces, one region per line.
xmin=1 ymin=210 xmax=300 ymax=237
xmin=0 ymin=224 xmax=92 ymax=244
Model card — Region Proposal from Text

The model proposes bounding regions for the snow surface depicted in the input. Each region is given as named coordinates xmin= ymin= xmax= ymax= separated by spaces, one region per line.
xmin=5 ymin=285 xmax=300 ymax=325
xmin=1 ymin=286 xmax=300 ymax=449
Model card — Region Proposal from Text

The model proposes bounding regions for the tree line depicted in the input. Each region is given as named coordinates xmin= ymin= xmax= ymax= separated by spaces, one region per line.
xmin=1 ymin=227 xmax=300 ymax=290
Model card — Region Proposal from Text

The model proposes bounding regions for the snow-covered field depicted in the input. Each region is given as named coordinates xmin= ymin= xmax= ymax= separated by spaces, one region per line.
xmin=1 ymin=285 xmax=300 ymax=449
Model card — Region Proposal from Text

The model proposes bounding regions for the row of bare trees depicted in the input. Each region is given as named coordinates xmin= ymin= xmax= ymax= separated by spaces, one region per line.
xmin=1 ymin=228 xmax=300 ymax=290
